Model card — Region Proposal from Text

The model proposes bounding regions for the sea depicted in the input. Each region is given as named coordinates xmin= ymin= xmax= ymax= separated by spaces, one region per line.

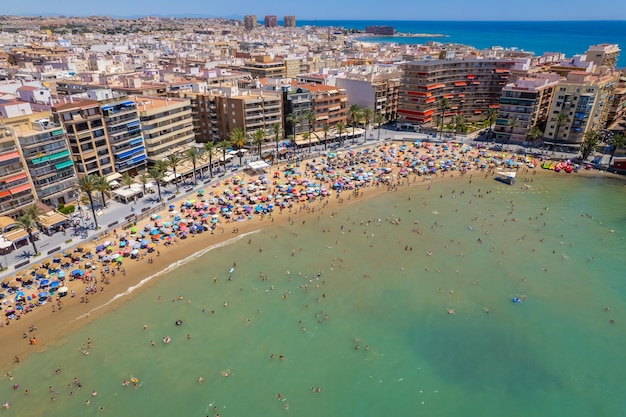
xmin=298 ymin=20 xmax=626 ymax=68
xmin=2 ymin=171 xmax=626 ymax=416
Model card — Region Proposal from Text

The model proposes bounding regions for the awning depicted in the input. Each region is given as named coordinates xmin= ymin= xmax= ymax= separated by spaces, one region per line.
xmin=38 ymin=211 xmax=68 ymax=229
xmin=106 ymin=172 xmax=123 ymax=182
xmin=0 ymin=151 xmax=20 ymax=162
xmin=54 ymin=160 xmax=73 ymax=170
xmin=10 ymin=183 xmax=31 ymax=195
xmin=3 ymin=172 xmax=27 ymax=183
xmin=247 ymin=160 xmax=270 ymax=170
xmin=454 ymin=81 xmax=466 ymax=86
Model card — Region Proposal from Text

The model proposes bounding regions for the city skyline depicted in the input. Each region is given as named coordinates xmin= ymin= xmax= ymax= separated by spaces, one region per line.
xmin=3 ymin=0 xmax=626 ymax=21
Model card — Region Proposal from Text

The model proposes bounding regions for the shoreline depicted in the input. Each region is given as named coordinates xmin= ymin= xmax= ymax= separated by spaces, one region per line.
xmin=1 ymin=143 xmax=620 ymax=372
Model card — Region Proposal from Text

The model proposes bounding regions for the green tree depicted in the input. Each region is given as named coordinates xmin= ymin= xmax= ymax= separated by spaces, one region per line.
xmin=148 ymin=161 xmax=167 ymax=202
xmin=506 ymin=117 xmax=520 ymax=145
xmin=373 ymin=113 xmax=385 ymax=140
xmin=93 ymin=174 xmax=111 ymax=210
xmin=15 ymin=204 xmax=45 ymax=255
xmin=526 ymin=125 xmax=543 ymax=152
xmin=303 ymin=109 xmax=317 ymax=152
xmin=361 ymin=108 xmax=374 ymax=141
xmin=485 ymin=108 xmax=498 ymax=141
xmin=580 ymin=130 xmax=600 ymax=161
xmin=286 ymin=113 xmax=301 ymax=138
xmin=349 ymin=104 xmax=361 ymax=144
xmin=336 ymin=121 xmax=346 ymax=147
xmin=121 ymin=172 xmax=134 ymax=189
xmin=322 ymin=124 xmax=330 ymax=150
xmin=437 ymin=98 xmax=450 ymax=140
xmin=183 ymin=146 xmax=202 ymax=185
xmin=217 ymin=140 xmax=231 ymax=167
xmin=553 ymin=113 xmax=568 ymax=141
xmin=166 ymin=153 xmax=184 ymax=193
xmin=272 ymin=123 xmax=281 ymax=163
xmin=608 ymin=133 xmax=626 ymax=168
xmin=138 ymin=173 xmax=150 ymax=195
xmin=230 ymin=127 xmax=247 ymax=166
xmin=251 ymin=128 xmax=266 ymax=157
xmin=203 ymin=141 xmax=215 ymax=178
xmin=77 ymin=174 xmax=99 ymax=228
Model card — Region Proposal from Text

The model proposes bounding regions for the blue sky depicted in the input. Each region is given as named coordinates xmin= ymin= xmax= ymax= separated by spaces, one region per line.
xmin=5 ymin=0 xmax=625 ymax=20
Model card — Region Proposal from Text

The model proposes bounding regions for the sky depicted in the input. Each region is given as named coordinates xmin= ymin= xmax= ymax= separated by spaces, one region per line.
xmin=3 ymin=0 xmax=626 ymax=21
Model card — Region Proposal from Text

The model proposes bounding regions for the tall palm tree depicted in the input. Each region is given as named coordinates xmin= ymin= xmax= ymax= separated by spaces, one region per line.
xmin=272 ymin=123 xmax=281 ymax=163
xmin=230 ymin=127 xmax=247 ymax=166
xmin=453 ymin=114 xmax=467 ymax=139
xmin=286 ymin=113 xmax=301 ymax=138
xmin=77 ymin=174 xmax=99 ymax=229
xmin=138 ymin=173 xmax=150 ymax=195
xmin=15 ymin=204 xmax=45 ymax=255
xmin=148 ymin=161 xmax=167 ymax=202
xmin=322 ymin=124 xmax=330 ymax=150
xmin=608 ymin=133 xmax=625 ymax=167
xmin=553 ymin=113 xmax=568 ymax=142
xmin=217 ymin=140 xmax=231 ymax=167
xmin=361 ymin=108 xmax=373 ymax=141
xmin=166 ymin=153 xmax=184 ymax=193
xmin=203 ymin=141 xmax=215 ymax=177
xmin=302 ymin=109 xmax=316 ymax=152
xmin=348 ymin=104 xmax=361 ymax=143
xmin=374 ymin=113 xmax=385 ymax=140
xmin=581 ymin=130 xmax=600 ymax=161
xmin=121 ymin=172 xmax=134 ymax=189
xmin=506 ymin=117 xmax=520 ymax=145
xmin=437 ymin=98 xmax=450 ymax=140
xmin=526 ymin=125 xmax=543 ymax=152
xmin=183 ymin=147 xmax=202 ymax=185
xmin=251 ymin=128 xmax=265 ymax=158
xmin=485 ymin=108 xmax=498 ymax=142
xmin=336 ymin=121 xmax=346 ymax=147
xmin=93 ymin=174 xmax=111 ymax=210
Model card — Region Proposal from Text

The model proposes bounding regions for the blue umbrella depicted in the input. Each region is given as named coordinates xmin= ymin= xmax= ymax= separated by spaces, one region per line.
xmin=14 ymin=291 xmax=25 ymax=300
xmin=39 ymin=279 xmax=50 ymax=288
xmin=71 ymin=269 xmax=84 ymax=276
xmin=49 ymin=281 xmax=60 ymax=289
xmin=96 ymin=245 xmax=105 ymax=252
xmin=38 ymin=292 xmax=49 ymax=299
xmin=57 ymin=270 xmax=65 ymax=278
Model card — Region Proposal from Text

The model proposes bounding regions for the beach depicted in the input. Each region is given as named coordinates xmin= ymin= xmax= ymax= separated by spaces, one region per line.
xmin=1 ymin=141 xmax=625 ymax=416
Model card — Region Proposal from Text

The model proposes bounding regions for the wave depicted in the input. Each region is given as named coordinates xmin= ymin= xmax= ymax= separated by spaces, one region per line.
xmin=73 ymin=230 xmax=259 ymax=321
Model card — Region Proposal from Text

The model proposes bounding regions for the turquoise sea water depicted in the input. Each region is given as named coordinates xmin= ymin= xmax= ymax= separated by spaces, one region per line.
xmin=1 ymin=172 xmax=626 ymax=416
xmin=298 ymin=20 xmax=626 ymax=68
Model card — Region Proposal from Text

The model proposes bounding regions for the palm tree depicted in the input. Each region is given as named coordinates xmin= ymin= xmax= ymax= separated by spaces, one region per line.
xmin=77 ymin=174 xmax=99 ymax=229
xmin=121 ymin=172 xmax=134 ymax=189
xmin=453 ymin=114 xmax=467 ymax=139
xmin=336 ymin=121 xmax=346 ymax=147
xmin=138 ymin=173 xmax=150 ymax=195
xmin=506 ymin=117 xmax=520 ymax=145
xmin=553 ymin=113 xmax=568 ymax=142
xmin=203 ymin=141 xmax=215 ymax=177
xmin=361 ymin=108 xmax=373 ymax=141
xmin=230 ymin=127 xmax=247 ymax=166
xmin=580 ymin=130 xmax=600 ymax=161
xmin=166 ymin=153 xmax=184 ymax=193
xmin=272 ymin=123 xmax=281 ymax=163
xmin=286 ymin=113 xmax=301 ymax=138
xmin=322 ymin=124 xmax=330 ymax=150
xmin=251 ymin=128 xmax=265 ymax=158
xmin=437 ymin=98 xmax=450 ymax=140
xmin=93 ymin=174 xmax=111 ymax=210
xmin=485 ymin=108 xmax=498 ymax=141
xmin=526 ymin=125 xmax=543 ymax=152
xmin=148 ymin=161 xmax=167 ymax=202
xmin=374 ymin=113 xmax=385 ymax=140
xmin=348 ymin=104 xmax=361 ymax=144
xmin=217 ymin=140 xmax=231 ymax=167
xmin=183 ymin=147 xmax=202 ymax=185
xmin=303 ymin=109 xmax=316 ymax=152
xmin=15 ymin=209 xmax=41 ymax=255
xmin=608 ymin=133 xmax=626 ymax=168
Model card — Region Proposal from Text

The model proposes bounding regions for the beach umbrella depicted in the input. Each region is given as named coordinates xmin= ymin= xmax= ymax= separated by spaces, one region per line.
xmin=71 ymin=269 xmax=84 ymax=276
xmin=96 ymin=244 xmax=105 ymax=252
xmin=57 ymin=270 xmax=66 ymax=279
xmin=38 ymin=292 xmax=49 ymax=299
xmin=39 ymin=279 xmax=50 ymax=288
xmin=119 ymin=241 xmax=126 ymax=247
xmin=131 ymin=249 xmax=139 ymax=256
xmin=49 ymin=281 xmax=60 ymax=289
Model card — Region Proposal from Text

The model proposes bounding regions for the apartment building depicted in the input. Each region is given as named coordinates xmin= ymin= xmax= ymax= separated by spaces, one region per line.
xmin=544 ymin=70 xmax=619 ymax=144
xmin=0 ymin=123 xmax=36 ymax=218
xmin=264 ymin=16 xmax=277 ymax=28
xmin=131 ymin=96 xmax=195 ymax=164
xmin=282 ymin=85 xmax=313 ymax=137
xmin=52 ymin=99 xmax=115 ymax=177
xmin=283 ymin=16 xmax=296 ymax=28
xmin=244 ymin=15 xmax=257 ymax=31
xmin=584 ymin=44 xmax=620 ymax=69
xmin=214 ymin=87 xmax=283 ymax=141
xmin=398 ymin=58 xmax=514 ymax=127
xmin=493 ymin=74 xmax=562 ymax=143
xmin=335 ymin=69 xmax=401 ymax=122
xmin=306 ymin=82 xmax=349 ymax=132
xmin=6 ymin=112 xmax=76 ymax=207
xmin=241 ymin=56 xmax=286 ymax=79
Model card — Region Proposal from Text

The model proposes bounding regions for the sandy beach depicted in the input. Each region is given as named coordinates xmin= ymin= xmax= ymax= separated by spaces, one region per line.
xmin=0 ymin=141 xmax=612 ymax=372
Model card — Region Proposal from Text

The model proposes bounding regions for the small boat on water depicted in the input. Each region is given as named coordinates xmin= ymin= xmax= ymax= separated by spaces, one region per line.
xmin=495 ymin=171 xmax=516 ymax=185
